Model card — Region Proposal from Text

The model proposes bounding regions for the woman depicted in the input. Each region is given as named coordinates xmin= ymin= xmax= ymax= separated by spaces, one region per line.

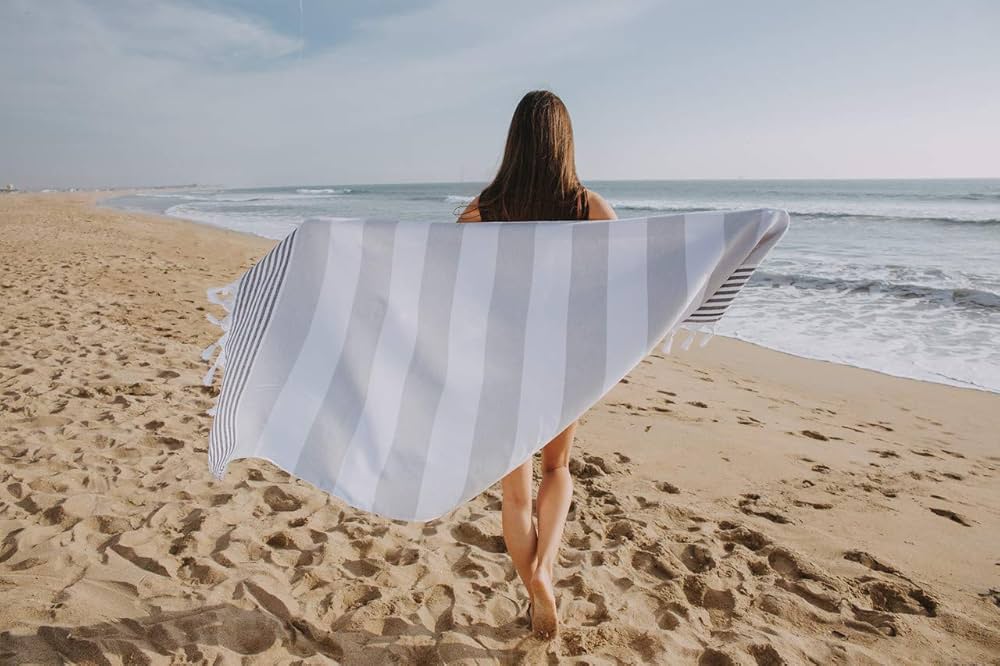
xmin=456 ymin=90 xmax=616 ymax=638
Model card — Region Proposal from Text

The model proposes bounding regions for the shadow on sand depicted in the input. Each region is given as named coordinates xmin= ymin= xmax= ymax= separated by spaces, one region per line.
xmin=0 ymin=601 xmax=532 ymax=664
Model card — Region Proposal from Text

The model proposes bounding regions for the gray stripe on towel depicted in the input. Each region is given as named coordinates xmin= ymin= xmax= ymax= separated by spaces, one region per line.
xmin=646 ymin=216 xmax=688 ymax=349
xmin=295 ymin=222 xmax=398 ymax=487
xmin=237 ymin=221 xmax=332 ymax=457
xmin=461 ymin=223 xmax=536 ymax=501
xmin=560 ymin=222 xmax=610 ymax=426
xmin=372 ymin=222 xmax=465 ymax=517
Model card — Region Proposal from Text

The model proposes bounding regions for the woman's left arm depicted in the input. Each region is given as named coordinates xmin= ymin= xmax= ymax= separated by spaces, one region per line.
xmin=456 ymin=196 xmax=482 ymax=223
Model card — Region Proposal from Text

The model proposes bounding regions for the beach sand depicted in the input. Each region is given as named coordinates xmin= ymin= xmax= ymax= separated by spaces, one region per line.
xmin=1 ymin=193 xmax=997 ymax=664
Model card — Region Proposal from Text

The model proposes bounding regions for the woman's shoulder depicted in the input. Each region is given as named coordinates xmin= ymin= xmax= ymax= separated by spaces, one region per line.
xmin=583 ymin=189 xmax=617 ymax=221
xmin=456 ymin=195 xmax=482 ymax=223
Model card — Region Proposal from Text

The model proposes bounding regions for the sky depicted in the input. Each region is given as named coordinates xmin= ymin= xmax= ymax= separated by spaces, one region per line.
xmin=1 ymin=0 xmax=998 ymax=189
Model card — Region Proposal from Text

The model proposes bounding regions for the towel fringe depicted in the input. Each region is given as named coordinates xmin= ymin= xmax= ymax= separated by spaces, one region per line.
xmin=660 ymin=330 xmax=676 ymax=354
xmin=697 ymin=323 xmax=716 ymax=347
xmin=663 ymin=322 xmax=718 ymax=354
xmin=201 ymin=279 xmax=241 ymax=405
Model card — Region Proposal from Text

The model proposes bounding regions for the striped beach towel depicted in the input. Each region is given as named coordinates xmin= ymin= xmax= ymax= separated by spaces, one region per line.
xmin=202 ymin=209 xmax=788 ymax=521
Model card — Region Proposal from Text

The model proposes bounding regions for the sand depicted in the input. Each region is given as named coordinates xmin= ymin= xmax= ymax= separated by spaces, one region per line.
xmin=0 ymin=192 xmax=997 ymax=665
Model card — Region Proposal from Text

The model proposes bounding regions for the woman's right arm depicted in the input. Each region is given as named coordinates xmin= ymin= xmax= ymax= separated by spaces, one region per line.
xmin=456 ymin=196 xmax=481 ymax=223
xmin=586 ymin=191 xmax=617 ymax=221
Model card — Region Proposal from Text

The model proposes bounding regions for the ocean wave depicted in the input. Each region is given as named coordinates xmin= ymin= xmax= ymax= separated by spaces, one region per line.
xmin=217 ymin=196 xmax=269 ymax=203
xmin=607 ymin=199 xmax=716 ymax=213
xmin=789 ymin=211 xmax=1000 ymax=225
xmin=954 ymin=192 xmax=1000 ymax=201
xmin=296 ymin=188 xmax=352 ymax=195
xmin=164 ymin=203 xmax=303 ymax=240
xmin=605 ymin=198 xmax=1000 ymax=225
xmin=138 ymin=192 xmax=213 ymax=201
xmin=176 ymin=194 xmax=279 ymax=203
xmin=445 ymin=195 xmax=475 ymax=204
xmin=751 ymin=271 xmax=1000 ymax=311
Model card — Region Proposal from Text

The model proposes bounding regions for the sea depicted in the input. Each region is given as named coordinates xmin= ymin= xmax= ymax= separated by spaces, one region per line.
xmin=106 ymin=179 xmax=1000 ymax=393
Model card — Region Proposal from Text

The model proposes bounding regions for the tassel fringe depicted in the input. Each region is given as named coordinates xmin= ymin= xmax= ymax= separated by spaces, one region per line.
xmin=201 ymin=278 xmax=241 ymax=415
xmin=662 ymin=322 xmax=718 ymax=354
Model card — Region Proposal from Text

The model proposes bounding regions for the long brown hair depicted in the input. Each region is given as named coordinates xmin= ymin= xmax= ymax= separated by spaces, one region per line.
xmin=477 ymin=90 xmax=587 ymax=222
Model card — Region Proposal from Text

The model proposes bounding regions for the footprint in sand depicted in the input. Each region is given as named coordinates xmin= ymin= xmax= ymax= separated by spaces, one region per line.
xmin=654 ymin=480 xmax=680 ymax=495
xmin=384 ymin=546 xmax=420 ymax=566
xmin=716 ymin=521 xmax=770 ymax=552
xmin=178 ymin=557 xmax=228 ymax=586
xmin=634 ymin=594 xmax=682 ymax=631
xmin=570 ymin=453 xmax=620 ymax=479
xmin=342 ymin=558 xmax=381 ymax=578
xmin=631 ymin=550 xmax=677 ymax=581
xmin=747 ymin=645 xmax=785 ymax=665
xmin=792 ymin=499 xmax=833 ymax=510
xmin=844 ymin=550 xmax=906 ymax=577
xmin=451 ymin=550 xmax=488 ymax=579
xmin=929 ymin=507 xmax=971 ymax=526
xmin=859 ymin=579 xmax=937 ymax=617
xmin=979 ymin=589 xmax=1000 ymax=608
xmin=262 ymin=486 xmax=303 ymax=513
xmin=450 ymin=523 xmax=505 ymax=553
xmin=679 ymin=543 xmax=716 ymax=573
xmin=738 ymin=494 xmax=792 ymax=524
xmin=683 ymin=577 xmax=737 ymax=624
xmin=697 ymin=647 xmax=739 ymax=665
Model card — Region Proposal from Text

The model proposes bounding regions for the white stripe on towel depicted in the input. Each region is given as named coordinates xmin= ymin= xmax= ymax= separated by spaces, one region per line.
xmin=254 ymin=222 xmax=364 ymax=473
xmin=414 ymin=222 xmax=501 ymax=519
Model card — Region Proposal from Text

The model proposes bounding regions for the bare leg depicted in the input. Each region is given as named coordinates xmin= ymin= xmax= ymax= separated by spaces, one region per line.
xmin=500 ymin=459 xmax=537 ymax=601
xmin=530 ymin=422 xmax=576 ymax=638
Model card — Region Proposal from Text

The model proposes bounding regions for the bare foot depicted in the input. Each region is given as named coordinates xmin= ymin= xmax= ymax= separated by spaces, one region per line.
xmin=530 ymin=568 xmax=558 ymax=638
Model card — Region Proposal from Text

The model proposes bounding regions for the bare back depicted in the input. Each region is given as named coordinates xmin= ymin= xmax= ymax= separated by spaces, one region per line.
xmin=456 ymin=190 xmax=617 ymax=223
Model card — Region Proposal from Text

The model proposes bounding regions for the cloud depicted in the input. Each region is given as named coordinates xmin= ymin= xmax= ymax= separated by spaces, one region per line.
xmin=0 ymin=0 xmax=650 ymax=188
xmin=100 ymin=2 xmax=303 ymax=64
xmin=0 ymin=1 xmax=300 ymax=74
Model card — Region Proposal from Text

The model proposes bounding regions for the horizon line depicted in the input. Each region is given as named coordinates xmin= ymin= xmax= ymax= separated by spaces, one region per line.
xmin=18 ymin=175 xmax=1000 ymax=192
